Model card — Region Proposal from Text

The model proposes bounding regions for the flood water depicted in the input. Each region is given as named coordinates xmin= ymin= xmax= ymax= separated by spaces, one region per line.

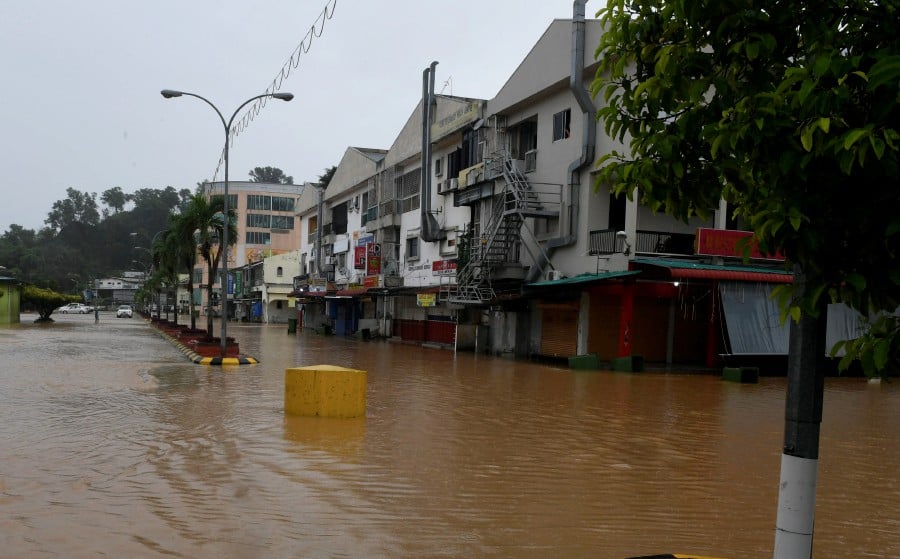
xmin=1 ymin=313 xmax=898 ymax=558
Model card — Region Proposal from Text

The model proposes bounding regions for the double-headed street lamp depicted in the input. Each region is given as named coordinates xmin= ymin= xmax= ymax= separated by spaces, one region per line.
xmin=161 ymin=89 xmax=293 ymax=358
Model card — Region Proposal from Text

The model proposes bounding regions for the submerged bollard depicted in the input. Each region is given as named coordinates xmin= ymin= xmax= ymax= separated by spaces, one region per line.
xmin=284 ymin=364 xmax=366 ymax=418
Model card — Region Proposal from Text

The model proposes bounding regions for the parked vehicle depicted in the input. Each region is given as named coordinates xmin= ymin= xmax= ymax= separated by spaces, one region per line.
xmin=115 ymin=305 xmax=133 ymax=318
xmin=56 ymin=303 xmax=91 ymax=314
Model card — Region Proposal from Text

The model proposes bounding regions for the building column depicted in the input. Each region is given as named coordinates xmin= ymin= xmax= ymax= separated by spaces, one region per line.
xmin=617 ymin=282 xmax=634 ymax=357
xmin=706 ymin=280 xmax=719 ymax=368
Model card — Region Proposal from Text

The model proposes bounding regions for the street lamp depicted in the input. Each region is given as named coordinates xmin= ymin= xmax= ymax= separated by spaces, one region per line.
xmin=131 ymin=230 xmax=166 ymax=317
xmin=161 ymin=89 xmax=294 ymax=358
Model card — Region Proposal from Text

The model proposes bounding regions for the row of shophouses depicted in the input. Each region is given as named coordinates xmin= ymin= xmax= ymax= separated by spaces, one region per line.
xmin=181 ymin=11 xmax=861 ymax=370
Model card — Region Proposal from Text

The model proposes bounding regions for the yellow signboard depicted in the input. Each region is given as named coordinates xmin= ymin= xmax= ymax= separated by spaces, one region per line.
xmin=430 ymin=101 xmax=480 ymax=139
xmin=417 ymin=293 xmax=436 ymax=307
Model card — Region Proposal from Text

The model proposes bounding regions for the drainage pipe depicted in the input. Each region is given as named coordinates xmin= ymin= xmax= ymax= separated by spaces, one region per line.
xmin=525 ymin=0 xmax=595 ymax=282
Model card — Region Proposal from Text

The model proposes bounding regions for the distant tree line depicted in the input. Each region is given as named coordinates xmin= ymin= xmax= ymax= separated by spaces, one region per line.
xmin=0 ymin=166 xmax=299 ymax=297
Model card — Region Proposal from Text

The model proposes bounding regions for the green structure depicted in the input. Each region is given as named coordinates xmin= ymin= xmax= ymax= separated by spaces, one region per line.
xmin=0 ymin=275 xmax=22 ymax=324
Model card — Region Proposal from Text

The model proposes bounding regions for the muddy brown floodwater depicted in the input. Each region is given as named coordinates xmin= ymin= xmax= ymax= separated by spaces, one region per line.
xmin=1 ymin=313 xmax=898 ymax=558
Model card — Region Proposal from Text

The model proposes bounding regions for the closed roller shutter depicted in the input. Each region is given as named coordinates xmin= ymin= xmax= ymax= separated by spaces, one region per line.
xmin=539 ymin=301 xmax=579 ymax=358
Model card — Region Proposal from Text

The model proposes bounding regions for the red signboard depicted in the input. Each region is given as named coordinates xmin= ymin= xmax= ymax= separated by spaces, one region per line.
xmin=366 ymin=243 xmax=381 ymax=275
xmin=694 ymin=228 xmax=784 ymax=260
xmin=354 ymin=246 xmax=366 ymax=269
xmin=364 ymin=275 xmax=379 ymax=288
xmin=432 ymin=260 xmax=458 ymax=276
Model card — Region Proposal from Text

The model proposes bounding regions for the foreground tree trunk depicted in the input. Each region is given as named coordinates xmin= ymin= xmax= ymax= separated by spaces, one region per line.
xmin=774 ymin=267 xmax=827 ymax=558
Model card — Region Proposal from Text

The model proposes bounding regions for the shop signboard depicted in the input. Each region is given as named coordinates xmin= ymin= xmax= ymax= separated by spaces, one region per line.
xmin=366 ymin=243 xmax=382 ymax=275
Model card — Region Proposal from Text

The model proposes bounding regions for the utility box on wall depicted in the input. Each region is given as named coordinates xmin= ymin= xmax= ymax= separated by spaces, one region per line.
xmin=0 ymin=276 xmax=22 ymax=324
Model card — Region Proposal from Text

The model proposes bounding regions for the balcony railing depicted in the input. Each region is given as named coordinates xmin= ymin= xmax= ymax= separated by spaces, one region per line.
xmin=589 ymin=228 xmax=696 ymax=256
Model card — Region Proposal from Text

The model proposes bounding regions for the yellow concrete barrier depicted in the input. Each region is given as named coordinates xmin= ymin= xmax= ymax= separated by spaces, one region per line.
xmin=284 ymin=364 xmax=367 ymax=418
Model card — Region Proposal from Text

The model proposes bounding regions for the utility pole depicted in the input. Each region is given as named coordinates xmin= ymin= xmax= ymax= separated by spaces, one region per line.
xmin=774 ymin=265 xmax=827 ymax=558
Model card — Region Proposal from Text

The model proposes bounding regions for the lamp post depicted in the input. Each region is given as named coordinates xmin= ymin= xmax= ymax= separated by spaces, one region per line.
xmin=161 ymin=89 xmax=294 ymax=357
xmin=132 ymin=230 xmax=166 ymax=317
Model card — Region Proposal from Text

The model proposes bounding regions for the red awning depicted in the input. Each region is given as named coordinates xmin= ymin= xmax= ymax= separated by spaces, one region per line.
xmin=631 ymin=258 xmax=793 ymax=284
xmin=666 ymin=268 xmax=793 ymax=283
xmin=336 ymin=287 xmax=372 ymax=297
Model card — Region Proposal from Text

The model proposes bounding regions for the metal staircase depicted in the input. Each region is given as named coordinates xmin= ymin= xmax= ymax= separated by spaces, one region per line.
xmin=447 ymin=151 xmax=551 ymax=305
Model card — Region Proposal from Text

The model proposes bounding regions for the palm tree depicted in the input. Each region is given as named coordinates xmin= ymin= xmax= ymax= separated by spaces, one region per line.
xmin=168 ymin=211 xmax=201 ymax=330
xmin=177 ymin=193 xmax=236 ymax=339
xmin=153 ymin=228 xmax=182 ymax=325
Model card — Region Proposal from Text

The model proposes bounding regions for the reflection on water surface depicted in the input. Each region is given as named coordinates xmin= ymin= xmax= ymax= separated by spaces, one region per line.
xmin=1 ymin=315 xmax=898 ymax=558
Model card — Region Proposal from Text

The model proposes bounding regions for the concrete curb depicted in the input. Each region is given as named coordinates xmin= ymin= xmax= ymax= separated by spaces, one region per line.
xmin=151 ymin=325 xmax=259 ymax=366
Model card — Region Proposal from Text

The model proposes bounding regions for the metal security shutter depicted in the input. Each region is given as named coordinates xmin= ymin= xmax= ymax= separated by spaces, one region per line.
xmin=588 ymin=293 xmax=620 ymax=360
xmin=539 ymin=301 xmax=579 ymax=358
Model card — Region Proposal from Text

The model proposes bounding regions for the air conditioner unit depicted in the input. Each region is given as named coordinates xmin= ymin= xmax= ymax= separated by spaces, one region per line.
xmin=449 ymin=178 xmax=459 ymax=191
xmin=525 ymin=149 xmax=538 ymax=172
xmin=546 ymin=270 xmax=565 ymax=281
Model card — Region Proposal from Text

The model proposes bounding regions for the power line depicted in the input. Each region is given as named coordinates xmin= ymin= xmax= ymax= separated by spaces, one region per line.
xmin=212 ymin=0 xmax=338 ymax=181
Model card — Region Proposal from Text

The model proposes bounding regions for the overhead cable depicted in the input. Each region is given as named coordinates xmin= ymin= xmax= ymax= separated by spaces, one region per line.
xmin=212 ymin=0 xmax=337 ymax=181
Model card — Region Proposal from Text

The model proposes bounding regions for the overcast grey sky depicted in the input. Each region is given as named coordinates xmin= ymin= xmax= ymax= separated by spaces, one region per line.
xmin=1 ymin=1 xmax=598 ymax=232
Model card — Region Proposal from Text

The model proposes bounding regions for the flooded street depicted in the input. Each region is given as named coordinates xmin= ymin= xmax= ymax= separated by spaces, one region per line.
xmin=1 ymin=313 xmax=899 ymax=558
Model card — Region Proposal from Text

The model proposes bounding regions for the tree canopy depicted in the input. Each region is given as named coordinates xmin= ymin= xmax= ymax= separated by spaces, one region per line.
xmin=317 ymin=165 xmax=337 ymax=189
xmin=248 ymin=166 xmax=294 ymax=184
xmin=21 ymin=285 xmax=78 ymax=321
xmin=101 ymin=187 xmax=129 ymax=215
xmin=45 ymin=187 xmax=100 ymax=232
xmin=592 ymin=0 xmax=900 ymax=375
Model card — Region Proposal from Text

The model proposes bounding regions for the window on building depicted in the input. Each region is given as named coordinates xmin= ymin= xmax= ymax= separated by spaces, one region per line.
xmin=510 ymin=118 xmax=539 ymax=171
xmin=609 ymin=191 xmax=626 ymax=231
xmin=461 ymin=128 xmax=482 ymax=168
xmin=397 ymin=169 xmax=421 ymax=214
xmin=247 ymin=213 xmax=271 ymax=228
xmin=247 ymin=195 xmax=272 ymax=210
xmin=361 ymin=191 xmax=370 ymax=227
xmin=271 ymin=215 xmax=294 ymax=230
xmin=553 ymin=109 xmax=571 ymax=141
xmin=331 ymin=203 xmax=348 ymax=235
xmin=406 ymin=237 xmax=419 ymax=261
xmin=276 ymin=300 xmax=283 ymax=310
xmin=434 ymin=156 xmax=443 ymax=177
xmin=276 ymin=266 xmax=283 ymax=277
xmin=246 ymin=231 xmax=271 ymax=244
xmin=193 ymin=268 xmax=203 ymax=285
xmin=271 ymin=196 xmax=295 ymax=212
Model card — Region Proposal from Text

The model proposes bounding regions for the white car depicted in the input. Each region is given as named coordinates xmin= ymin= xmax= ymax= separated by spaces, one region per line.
xmin=116 ymin=305 xmax=134 ymax=318
xmin=57 ymin=303 xmax=91 ymax=314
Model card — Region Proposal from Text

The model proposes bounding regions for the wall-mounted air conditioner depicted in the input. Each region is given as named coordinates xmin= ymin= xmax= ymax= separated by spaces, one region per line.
xmin=449 ymin=178 xmax=459 ymax=191
xmin=546 ymin=270 xmax=564 ymax=281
